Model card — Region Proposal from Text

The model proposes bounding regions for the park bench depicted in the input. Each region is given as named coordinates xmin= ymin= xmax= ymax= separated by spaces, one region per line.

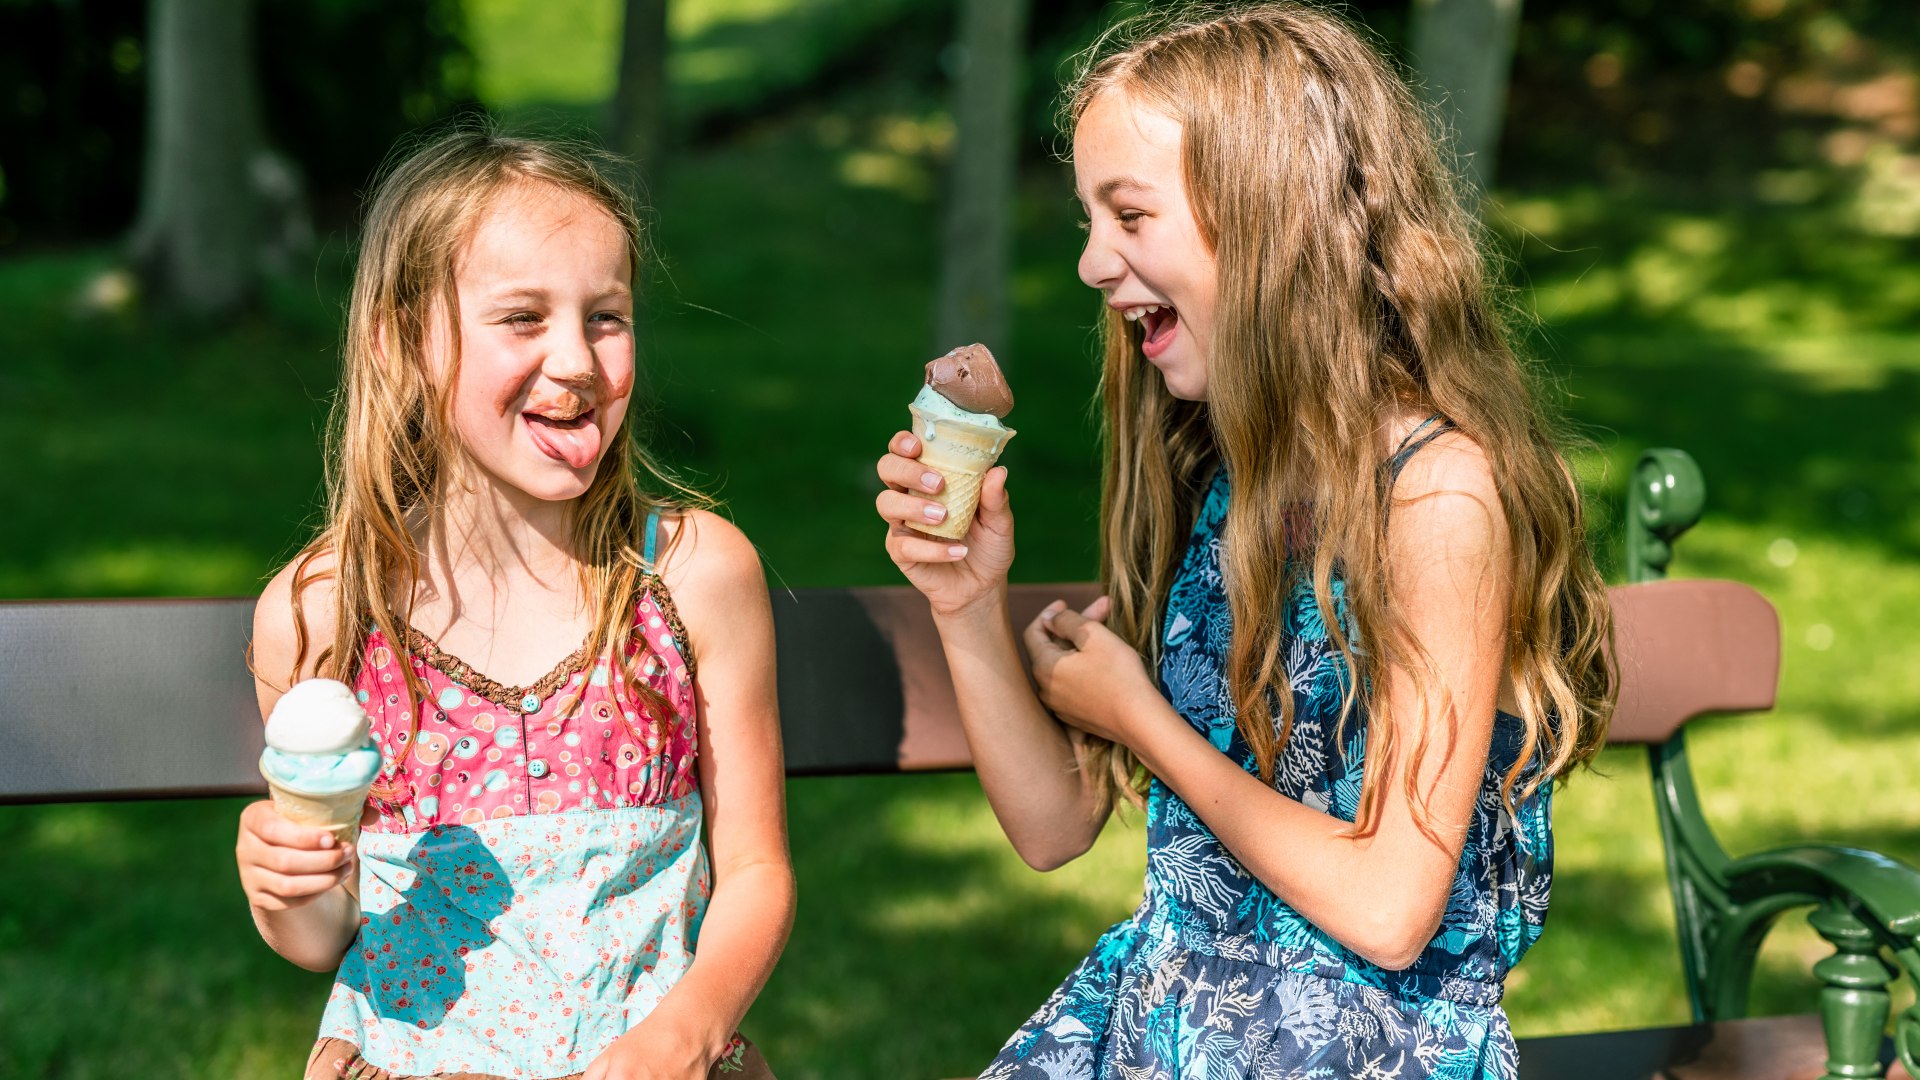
xmin=3 ymin=448 xmax=1917 ymax=1079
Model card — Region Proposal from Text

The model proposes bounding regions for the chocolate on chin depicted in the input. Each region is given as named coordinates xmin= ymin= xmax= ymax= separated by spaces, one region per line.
xmin=924 ymin=343 xmax=1014 ymax=417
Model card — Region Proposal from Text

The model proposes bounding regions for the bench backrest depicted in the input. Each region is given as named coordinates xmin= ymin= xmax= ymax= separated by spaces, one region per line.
xmin=0 ymin=578 xmax=1776 ymax=803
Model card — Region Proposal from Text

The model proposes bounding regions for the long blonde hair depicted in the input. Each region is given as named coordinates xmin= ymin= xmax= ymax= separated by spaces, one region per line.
xmin=282 ymin=124 xmax=710 ymax=786
xmin=1072 ymin=4 xmax=1614 ymax=830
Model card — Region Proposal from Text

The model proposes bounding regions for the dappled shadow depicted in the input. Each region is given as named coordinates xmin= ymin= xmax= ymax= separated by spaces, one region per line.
xmin=1559 ymin=341 xmax=1920 ymax=564
xmin=1499 ymin=195 xmax=1920 ymax=566
xmin=338 ymin=825 xmax=513 ymax=1032
xmin=760 ymin=773 xmax=1145 ymax=1079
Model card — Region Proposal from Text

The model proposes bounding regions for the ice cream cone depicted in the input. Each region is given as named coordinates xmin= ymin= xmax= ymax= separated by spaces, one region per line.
xmin=260 ymin=763 xmax=370 ymax=845
xmin=909 ymin=403 xmax=1015 ymax=540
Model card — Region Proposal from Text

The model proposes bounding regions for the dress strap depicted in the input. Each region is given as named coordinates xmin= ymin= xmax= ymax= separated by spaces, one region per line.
xmin=1388 ymin=414 xmax=1454 ymax=475
xmin=642 ymin=506 xmax=661 ymax=569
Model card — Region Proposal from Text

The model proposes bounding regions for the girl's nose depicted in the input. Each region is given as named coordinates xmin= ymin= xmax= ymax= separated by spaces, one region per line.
xmin=1078 ymin=233 xmax=1124 ymax=291
xmin=546 ymin=323 xmax=597 ymax=385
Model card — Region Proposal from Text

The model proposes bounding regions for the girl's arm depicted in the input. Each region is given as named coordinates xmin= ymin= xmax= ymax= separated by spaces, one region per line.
xmin=596 ymin=511 xmax=794 ymax=1075
xmin=877 ymin=432 xmax=1109 ymax=870
xmin=1033 ymin=434 xmax=1511 ymax=970
xmin=236 ymin=555 xmax=364 ymax=972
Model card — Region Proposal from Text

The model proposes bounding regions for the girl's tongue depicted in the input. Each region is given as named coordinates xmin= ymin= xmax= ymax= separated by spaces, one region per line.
xmin=525 ymin=412 xmax=601 ymax=469
xmin=1141 ymin=306 xmax=1179 ymax=357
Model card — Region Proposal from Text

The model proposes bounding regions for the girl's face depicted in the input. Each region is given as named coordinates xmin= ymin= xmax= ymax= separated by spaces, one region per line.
xmin=433 ymin=182 xmax=636 ymax=504
xmin=1074 ymin=88 xmax=1218 ymax=401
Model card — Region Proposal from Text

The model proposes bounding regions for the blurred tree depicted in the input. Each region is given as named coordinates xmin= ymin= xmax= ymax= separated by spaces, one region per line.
xmin=126 ymin=0 xmax=268 ymax=316
xmin=610 ymin=0 xmax=669 ymax=179
xmin=1410 ymin=0 xmax=1522 ymax=195
xmin=935 ymin=0 xmax=1030 ymax=360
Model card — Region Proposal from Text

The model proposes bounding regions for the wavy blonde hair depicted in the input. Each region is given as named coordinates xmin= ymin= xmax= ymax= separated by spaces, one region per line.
xmin=280 ymin=125 xmax=710 ymax=791
xmin=1071 ymin=4 xmax=1614 ymax=831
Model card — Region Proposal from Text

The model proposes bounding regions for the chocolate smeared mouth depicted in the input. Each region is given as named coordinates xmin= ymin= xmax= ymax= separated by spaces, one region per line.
xmin=525 ymin=408 xmax=592 ymax=428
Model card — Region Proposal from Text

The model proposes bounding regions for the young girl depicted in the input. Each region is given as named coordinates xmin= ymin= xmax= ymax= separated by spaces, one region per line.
xmin=877 ymin=5 xmax=1611 ymax=1077
xmin=235 ymin=129 xmax=793 ymax=1080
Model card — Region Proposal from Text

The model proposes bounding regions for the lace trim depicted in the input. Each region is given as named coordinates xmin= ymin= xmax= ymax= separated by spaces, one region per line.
xmin=639 ymin=572 xmax=696 ymax=681
xmin=394 ymin=572 xmax=692 ymax=716
xmin=400 ymin=627 xmax=594 ymax=716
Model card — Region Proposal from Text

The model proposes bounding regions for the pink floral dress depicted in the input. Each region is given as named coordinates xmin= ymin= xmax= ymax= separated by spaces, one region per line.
xmin=314 ymin=514 xmax=746 ymax=1078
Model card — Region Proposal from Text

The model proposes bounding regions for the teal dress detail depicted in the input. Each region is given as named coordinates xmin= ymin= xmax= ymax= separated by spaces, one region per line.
xmin=981 ymin=425 xmax=1553 ymax=1080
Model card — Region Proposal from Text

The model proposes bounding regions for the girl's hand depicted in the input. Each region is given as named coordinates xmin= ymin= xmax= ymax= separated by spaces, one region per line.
xmin=582 ymin=1017 xmax=720 ymax=1080
xmin=1023 ymin=597 xmax=1157 ymax=745
xmin=876 ymin=430 xmax=1014 ymax=619
xmin=235 ymin=799 xmax=355 ymax=912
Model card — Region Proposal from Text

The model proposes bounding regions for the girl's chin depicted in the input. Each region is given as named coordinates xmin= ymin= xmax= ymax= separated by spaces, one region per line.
xmin=1149 ymin=355 xmax=1209 ymax=401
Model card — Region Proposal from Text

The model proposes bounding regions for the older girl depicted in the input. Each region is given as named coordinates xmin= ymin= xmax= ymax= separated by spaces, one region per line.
xmin=877 ymin=5 xmax=1611 ymax=1077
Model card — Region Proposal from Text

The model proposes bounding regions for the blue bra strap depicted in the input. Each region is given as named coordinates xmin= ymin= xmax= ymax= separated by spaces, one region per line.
xmin=642 ymin=507 xmax=661 ymax=569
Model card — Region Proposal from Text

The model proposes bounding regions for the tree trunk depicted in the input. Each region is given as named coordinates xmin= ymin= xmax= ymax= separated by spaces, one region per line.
xmin=127 ymin=0 xmax=267 ymax=317
xmin=933 ymin=0 xmax=1029 ymax=360
xmin=1409 ymin=0 xmax=1522 ymax=198
xmin=610 ymin=0 xmax=670 ymax=179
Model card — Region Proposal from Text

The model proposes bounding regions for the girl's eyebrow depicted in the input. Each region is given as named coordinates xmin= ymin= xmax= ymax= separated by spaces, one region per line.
xmin=485 ymin=283 xmax=632 ymax=305
xmin=1088 ymin=176 xmax=1155 ymax=203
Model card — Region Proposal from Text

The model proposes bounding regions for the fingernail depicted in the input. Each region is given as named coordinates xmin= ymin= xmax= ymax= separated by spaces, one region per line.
xmin=923 ymin=504 xmax=947 ymax=523
xmin=902 ymin=436 xmax=918 ymax=453
xmin=318 ymin=833 xmax=335 ymax=848
xmin=948 ymin=545 xmax=968 ymax=559
xmin=922 ymin=472 xmax=942 ymax=492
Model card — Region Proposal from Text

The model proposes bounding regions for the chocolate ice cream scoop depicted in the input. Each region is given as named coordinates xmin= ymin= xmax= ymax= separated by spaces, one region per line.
xmin=924 ymin=344 xmax=1014 ymax=418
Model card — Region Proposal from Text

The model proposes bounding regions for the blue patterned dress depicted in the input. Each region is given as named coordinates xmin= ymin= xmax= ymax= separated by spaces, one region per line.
xmin=981 ymin=440 xmax=1554 ymax=1080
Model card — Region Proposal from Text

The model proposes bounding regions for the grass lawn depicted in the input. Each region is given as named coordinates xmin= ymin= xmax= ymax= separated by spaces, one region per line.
xmin=4 ymin=7 xmax=1919 ymax=1079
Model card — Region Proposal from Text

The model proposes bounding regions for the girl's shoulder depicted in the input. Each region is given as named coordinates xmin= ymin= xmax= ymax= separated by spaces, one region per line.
xmin=1379 ymin=411 xmax=1497 ymax=503
xmin=252 ymin=545 xmax=341 ymax=712
xmin=1379 ymin=415 xmax=1508 ymax=567
xmin=649 ymin=509 xmax=769 ymax=650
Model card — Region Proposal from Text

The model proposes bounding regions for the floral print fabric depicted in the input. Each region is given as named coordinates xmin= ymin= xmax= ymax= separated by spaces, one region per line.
xmin=982 ymin=459 xmax=1553 ymax=1080
xmin=315 ymin=579 xmax=727 ymax=1079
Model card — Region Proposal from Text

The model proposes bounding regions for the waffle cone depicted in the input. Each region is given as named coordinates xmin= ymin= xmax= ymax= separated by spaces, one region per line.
xmin=260 ymin=764 xmax=370 ymax=845
xmin=909 ymin=404 xmax=1014 ymax=540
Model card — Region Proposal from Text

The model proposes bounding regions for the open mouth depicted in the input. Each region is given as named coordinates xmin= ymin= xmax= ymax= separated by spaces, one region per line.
xmin=1127 ymin=304 xmax=1179 ymax=356
xmin=523 ymin=408 xmax=601 ymax=469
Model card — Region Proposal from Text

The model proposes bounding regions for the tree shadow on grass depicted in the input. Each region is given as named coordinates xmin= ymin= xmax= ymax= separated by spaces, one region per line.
xmin=1550 ymin=329 xmax=1920 ymax=565
xmin=758 ymin=773 xmax=1145 ymax=1080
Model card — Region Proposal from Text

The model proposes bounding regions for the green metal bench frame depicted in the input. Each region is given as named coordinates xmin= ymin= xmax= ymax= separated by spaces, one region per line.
xmin=1627 ymin=448 xmax=1920 ymax=1080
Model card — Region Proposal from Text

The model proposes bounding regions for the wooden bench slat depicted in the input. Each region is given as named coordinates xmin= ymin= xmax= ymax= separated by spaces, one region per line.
xmin=0 ymin=598 xmax=261 ymax=803
xmin=0 ymin=585 xmax=1103 ymax=802
xmin=2 ymin=579 xmax=1787 ymax=802
xmin=1515 ymin=1012 xmax=1907 ymax=1080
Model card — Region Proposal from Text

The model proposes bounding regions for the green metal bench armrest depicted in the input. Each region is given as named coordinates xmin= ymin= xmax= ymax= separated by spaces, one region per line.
xmin=1725 ymin=845 xmax=1920 ymax=939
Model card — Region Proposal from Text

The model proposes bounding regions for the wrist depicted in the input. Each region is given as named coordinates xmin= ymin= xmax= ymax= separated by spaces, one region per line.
xmin=929 ymin=587 xmax=1009 ymax=631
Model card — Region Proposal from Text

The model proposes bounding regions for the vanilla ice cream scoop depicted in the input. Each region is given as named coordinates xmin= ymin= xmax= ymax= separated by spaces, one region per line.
xmin=266 ymin=678 xmax=373 ymax=754
xmin=261 ymin=678 xmax=383 ymax=798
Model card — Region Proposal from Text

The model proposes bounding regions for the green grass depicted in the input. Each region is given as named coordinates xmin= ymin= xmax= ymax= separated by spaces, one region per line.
xmin=465 ymin=0 xmax=942 ymax=133
xmin=5 ymin=28 xmax=1920 ymax=1080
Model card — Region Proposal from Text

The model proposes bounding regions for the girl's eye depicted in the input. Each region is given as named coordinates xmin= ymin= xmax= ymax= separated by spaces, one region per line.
xmin=1117 ymin=211 xmax=1144 ymax=226
xmin=591 ymin=311 xmax=631 ymax=326
xmin=504 ymin=312 xmax=541 ymax=327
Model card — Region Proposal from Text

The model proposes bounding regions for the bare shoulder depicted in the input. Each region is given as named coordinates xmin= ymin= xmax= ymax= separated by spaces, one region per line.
xmin=253 ymin=547 xmax=341 ymax=712
xmin=1386 ymin=426 xmax=1508 ymax=561
xmin=655 ymin=509 xmax=771 ymax=635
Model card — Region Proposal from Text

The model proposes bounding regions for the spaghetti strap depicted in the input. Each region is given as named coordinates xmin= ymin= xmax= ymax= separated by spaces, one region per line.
xmin=1388 ymin=413 xmax=1453 ymax=474
xmin=642 ymin=506 xmax=661 ymax=569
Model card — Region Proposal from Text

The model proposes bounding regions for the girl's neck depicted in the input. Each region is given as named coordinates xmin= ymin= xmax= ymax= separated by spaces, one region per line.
xmin=419 ymin=461 xmax=579 ymax=592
